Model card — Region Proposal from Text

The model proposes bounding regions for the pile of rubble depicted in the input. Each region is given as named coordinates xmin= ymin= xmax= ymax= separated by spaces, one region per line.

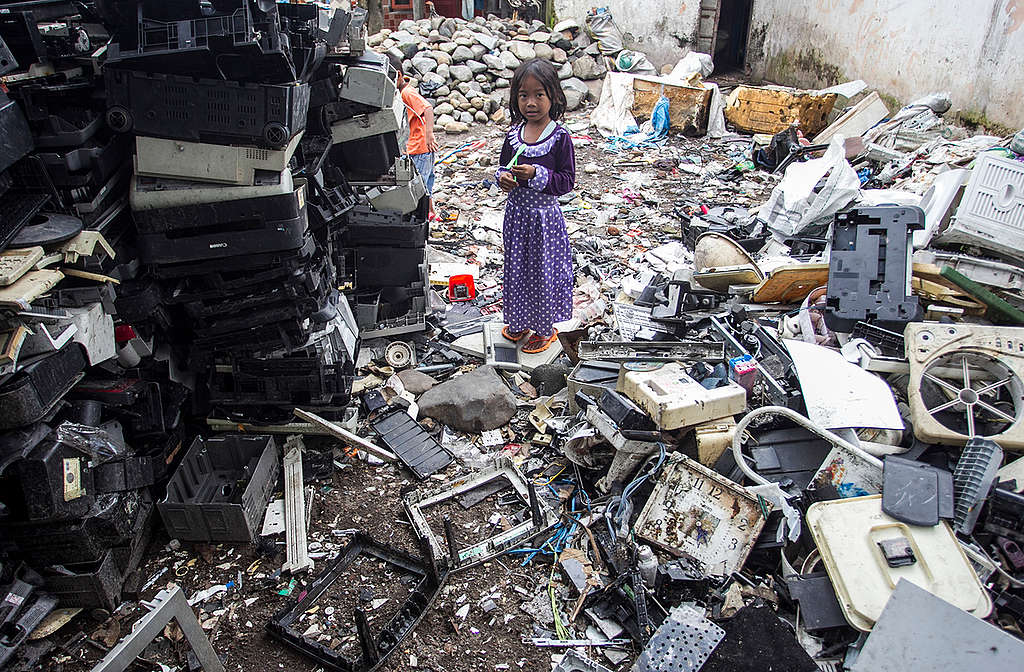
xmin=371 ymin=14 xmax=606 ymax=132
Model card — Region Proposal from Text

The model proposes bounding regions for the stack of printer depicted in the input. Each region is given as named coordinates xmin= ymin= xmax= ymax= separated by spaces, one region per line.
xmin=101 ymin=0 xmax=370 ymax=417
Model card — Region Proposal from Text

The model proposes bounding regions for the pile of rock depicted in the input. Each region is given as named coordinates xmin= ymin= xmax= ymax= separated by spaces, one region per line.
xmin=370 ymin=15 xmax=609 ymax=133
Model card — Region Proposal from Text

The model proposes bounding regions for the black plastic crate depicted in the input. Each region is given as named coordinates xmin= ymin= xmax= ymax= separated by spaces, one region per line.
xmin=341 ymin=204 xmax=429 ymax=248
xmin=0 ymin=490 xmax=146 ymax=566
xmin=0 ymin=89 xmax=33 ymax=173
xmin=134 ymin=183 xmax=308 ymax=265
xmin=31 ymin=134 xmax=131 ymax=189
xmin=355 ymin=246 xmax=425 ymax=288
xmin=105 ymin=69 xmax=309 ymax=148
xmin=166 ymin=249 xmax=326 ymax=304
xmin=328 ymin=133 xmax=399 ymax=182
xmin=43 ymin=549 xmax=122 ymax=610
xmin=0 ymin=344 xmax=87 ymax=431
xmin=158 ymin=434 xmax=279 ymax=543
xmin=106 ymin=6 xmax=296 ymax=83
xmin=43 ymin=497 xmax=153 ymax=609
xmin=178 ymin=254 xmax=331 ymax=320
xmin=190 ymin=291 xmax=338 ymax=350
xmin=209 ymin=360 xmax=353 ymax=407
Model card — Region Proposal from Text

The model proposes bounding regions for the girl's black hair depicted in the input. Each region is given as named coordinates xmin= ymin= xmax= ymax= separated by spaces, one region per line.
xmin=508 ymin=58 xmax=566 ymax=124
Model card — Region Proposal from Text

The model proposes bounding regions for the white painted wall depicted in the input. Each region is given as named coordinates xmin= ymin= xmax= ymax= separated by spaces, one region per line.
xmin=746 ymin=0 xmax=1024 ymax=129
xmin=553 ymin=0 xmax=703 ymax=69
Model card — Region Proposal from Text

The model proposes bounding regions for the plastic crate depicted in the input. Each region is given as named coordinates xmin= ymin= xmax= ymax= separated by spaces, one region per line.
xmin=341 ymin=204 xmax=429 ymax=248
xmin=0 ymin=90 xmax=33 ymax=173
xmin=940 ymin=153 xmax=1024 ymax=260
xmin=355 ymin=246 xmax=425 ymax=289
xmin=159 ymin=434 xmax=279 ymax=542
xmin=43 ymin=497 xmax=153 ymax=609
xmin=134 ymin=181 xmax=308 ymax=265
xmin=0 ymin=490 xmax=146 ymax=566
xmin=209 ymin=359 xmax=353 ymax=407
xmin=106 ymin=9 xmax=295 ymax=84
xmin=0 ymin=344 xmax=87 ymax=431
xmin=105 ymin=69 xmax=309 ymax=148
xmin=43 ymin=549 xmax=122 ymax=610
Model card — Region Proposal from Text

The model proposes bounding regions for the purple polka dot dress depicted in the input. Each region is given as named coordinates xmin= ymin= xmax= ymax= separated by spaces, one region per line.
xmin=495 ymin=122 xmax=576 ymax=338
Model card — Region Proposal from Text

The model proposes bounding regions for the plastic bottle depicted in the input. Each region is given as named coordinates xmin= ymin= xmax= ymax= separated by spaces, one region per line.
xmin=637 ymin=545 xmax=658 ymax=587
xmin=1011 ymin=128 xmax=1024 ymax=156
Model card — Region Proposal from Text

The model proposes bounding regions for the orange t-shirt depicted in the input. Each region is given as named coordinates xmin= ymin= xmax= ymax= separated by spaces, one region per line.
xmin=401 ymin=86 xmax=431 ymax=156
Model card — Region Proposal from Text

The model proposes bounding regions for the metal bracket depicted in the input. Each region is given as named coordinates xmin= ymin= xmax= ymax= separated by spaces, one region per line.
xmin=90 ymin=585 xmax=223 ymax=672
xmin=282 ymin=435 xmax=313 ymax=575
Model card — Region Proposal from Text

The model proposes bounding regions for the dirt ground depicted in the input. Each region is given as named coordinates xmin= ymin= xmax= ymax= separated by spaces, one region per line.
xmin=36 ymin=100 xmax=778 ymax=672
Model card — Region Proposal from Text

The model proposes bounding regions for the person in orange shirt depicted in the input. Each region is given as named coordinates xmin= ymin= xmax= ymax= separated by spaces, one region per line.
xmin=390 ymin=55 xmax=439 ymax=221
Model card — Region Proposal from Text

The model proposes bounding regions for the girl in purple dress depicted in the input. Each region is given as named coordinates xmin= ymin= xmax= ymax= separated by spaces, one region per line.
xmin=494 ymin=59 xmax=576 ymax=354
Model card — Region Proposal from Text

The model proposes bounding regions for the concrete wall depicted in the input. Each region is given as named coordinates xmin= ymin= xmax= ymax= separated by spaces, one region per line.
xmin=746 ymin=0 xmax=1024 ymax=129
xmin=552 ymin=0 xmax=702 ymax=69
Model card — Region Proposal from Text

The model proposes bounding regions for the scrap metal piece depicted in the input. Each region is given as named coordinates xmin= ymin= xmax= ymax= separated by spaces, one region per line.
xmin=577 ymin=341 xmax=724 ymax=363
xmin=403 ymin=456 xmax=556 ymax=573
xmin=850 ymin=579 xmax=1024 ymax=671
xmin=370 ymin=409 xmax=453 ymax=479
xmin=90 ymin=585 xmax=223 ymax=672
xmin=632 ymin=605 xmax=724 ymax=672
xmin=551 ymin=649 xmax=615 ymax=672
xmin=267 ymin=532 xmax=444 ymax=672
xmin=527 ymin=638 xmax=631 ymax=648
xmin=293 ymin=408 xmax=397 ymax=462
xmin=634 ymin=454 xmax=770 ymax=576
xmin=282 ymin=435 xmax=313 ymax=575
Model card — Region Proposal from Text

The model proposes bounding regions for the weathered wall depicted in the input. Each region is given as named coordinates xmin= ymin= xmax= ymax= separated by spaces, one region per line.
xmin=553 ymin=0 xmax=702 ymax=69
xmin=747 ymin=0 xmax=1024 ymax=129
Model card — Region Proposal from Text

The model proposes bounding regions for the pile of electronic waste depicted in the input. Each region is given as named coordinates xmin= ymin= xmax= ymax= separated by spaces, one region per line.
xmin=0 ymin=1 xmax=434 ymax=664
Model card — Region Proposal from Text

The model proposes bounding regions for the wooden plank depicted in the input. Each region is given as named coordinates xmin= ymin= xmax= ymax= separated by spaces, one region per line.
xmin=292 ymin=408 xmax=399 ymax=462
xmin=632 ymin=77 xmax=712 ymax=134
xmin=813 ymin=91 xmax=890 ymax=145
xmin=725 ymin=86 xmax=838 ymax=135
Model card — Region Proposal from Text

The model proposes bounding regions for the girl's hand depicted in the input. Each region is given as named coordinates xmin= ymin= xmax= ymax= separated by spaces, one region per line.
xmin=498 ymin=171 xmax=518 ymax=192
xmin=510 ymin=164 xmax=536 ymax=180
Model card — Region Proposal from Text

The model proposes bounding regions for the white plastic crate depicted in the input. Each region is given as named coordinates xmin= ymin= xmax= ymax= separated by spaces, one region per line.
xmin=938 ymin=153 xmax=1024 ymax=259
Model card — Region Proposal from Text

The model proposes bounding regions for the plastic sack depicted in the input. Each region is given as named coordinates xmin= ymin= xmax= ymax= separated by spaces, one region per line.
xmin=650 ymin=94 xmax=670 ymax=138
xmin=615 ymin=50 xmax=657 ymax=75
xmin=590 ymin=72 xmax=638 ymax=138
xmin=909 ymin=91 xmax=952 ymax=114
xmin=585 ymin=9 xmax=624 ymax=55
xmin=758 ymin=135 xmax=861 ymax=237
xmin=669 ymin=52 xmax=714 ymax=80
xmin=56 ymin=421 xmax=125 ymax=464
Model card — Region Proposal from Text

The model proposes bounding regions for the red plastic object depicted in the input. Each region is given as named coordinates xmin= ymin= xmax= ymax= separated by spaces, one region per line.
xmin=447 ymin=274 xmax=476 ymax=302
xmin=114 ymin=325 xmax=138 ymax=342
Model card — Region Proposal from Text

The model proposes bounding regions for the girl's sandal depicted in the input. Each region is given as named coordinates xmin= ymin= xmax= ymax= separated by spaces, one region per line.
xmin=522 ymin=330 xmax=558 ymax=354
xmin=502 ymin=325 xmax=529 ymax=343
